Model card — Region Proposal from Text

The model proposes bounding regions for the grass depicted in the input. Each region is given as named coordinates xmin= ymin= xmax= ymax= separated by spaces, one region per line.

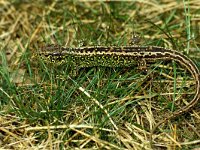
xmin=0 ymin=0 xmax=200 ymax=149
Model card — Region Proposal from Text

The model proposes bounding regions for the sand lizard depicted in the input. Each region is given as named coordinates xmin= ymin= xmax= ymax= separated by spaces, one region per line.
xmin=38 ymin=45 xmax=200 ymax=142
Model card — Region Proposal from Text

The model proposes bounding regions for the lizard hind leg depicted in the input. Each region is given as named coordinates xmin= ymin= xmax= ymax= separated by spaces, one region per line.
xmin=129 ymin=34 xmax=142 ymax=46
xmin=137 ymin=59 xmax=148 ymax=74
